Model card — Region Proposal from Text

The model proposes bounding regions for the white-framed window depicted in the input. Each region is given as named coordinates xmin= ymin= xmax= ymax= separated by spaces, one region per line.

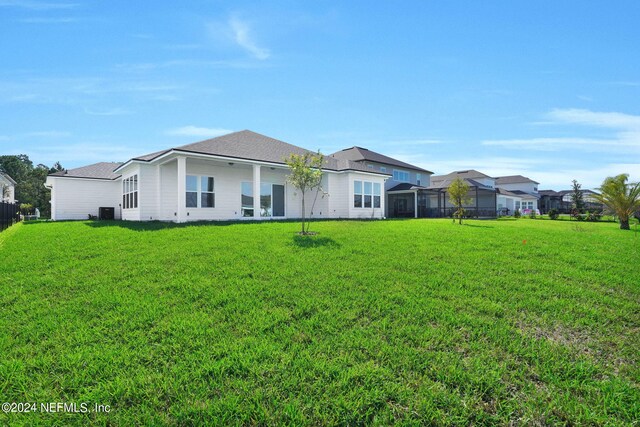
xmin=186 ymin=175 xmax=215 ymax=208
xmin=122 ymin=175 xmax=138 ymax=209
xmin=367 ymin=164 xmax=374 ymax=169
xmin=393 ymin=169 xmax=410 ymax=182
xmin=380 ymin=166 xmax=387 ymax=173
xmin=354 ymin=180 xmax=381 ymax=208
xmin=515 ymin=201 xmax=521 ymax=210
xmin=416 ymin=173 xmax=422 ymax=186
xmin=522 ymin=201 xmax=534 ymax=210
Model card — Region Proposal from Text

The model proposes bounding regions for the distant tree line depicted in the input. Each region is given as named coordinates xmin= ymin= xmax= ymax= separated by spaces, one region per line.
xmin=0 ymin=155 xmax=63 ymax=218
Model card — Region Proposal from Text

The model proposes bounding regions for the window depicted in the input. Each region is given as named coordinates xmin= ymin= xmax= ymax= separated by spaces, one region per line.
xmin=186 ymin=175 xmax=215 ymax=208
xmin=393 ymin=169 xmax=410 ymax=182
xmin=380 ymin=167 xmax=387 ymax=173
xmin=201 ymin=177 xmax=215 ymax=207
xmin=354 ymin=180 xmax=382 ymax=209
xmin=241 ymin=182 xmax=253 ymax=217
xmin=416 ymin=173 xmax=421 ymax=186
xmin=367 ymin=164 xmax=374 ymax=169
xmin=122 ymin=175 xmax=138 ymax=209
xmin=354 ymin=180 xmax=363 ymax=208
xmin=364 ymin=182 xmax=372 ymax=207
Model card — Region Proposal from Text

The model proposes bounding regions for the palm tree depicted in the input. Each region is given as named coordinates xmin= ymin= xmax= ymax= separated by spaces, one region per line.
xmin=592 ymin=174 xmax=640 ymax=230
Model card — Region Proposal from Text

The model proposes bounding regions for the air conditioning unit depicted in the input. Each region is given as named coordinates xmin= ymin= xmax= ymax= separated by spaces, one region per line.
xmin=99 ymin=207 xmax=115 ymax=220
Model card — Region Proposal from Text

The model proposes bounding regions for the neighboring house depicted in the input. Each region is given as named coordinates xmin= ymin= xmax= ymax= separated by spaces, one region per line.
xmin=494 ymin=175 xmax=540 ymax=213
xmin=538 ymin=188 xmax=603 ymax=214
xmin=428 ymin=170 xmax=499 ymax=218
xmin=0 ymin=172 xmax=16 ymax=203
xmin=330 ymin=147 xmax=433 ymax=218
xmin=538 ymin=190 xmax=563 ymax=214
xmin=46 ymin=130 xmax=390 ymax=222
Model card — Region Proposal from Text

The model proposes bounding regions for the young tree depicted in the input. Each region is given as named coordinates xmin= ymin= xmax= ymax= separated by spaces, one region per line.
xmin=592 ymin=174 xmax=640 ymax=230
xmin=448 ymin=177 xmax=471 ymax=225
xmin=285 ymin=151 xmax=325 ymax=235
xmin=570 ymin=179 xmax=585 ymax=213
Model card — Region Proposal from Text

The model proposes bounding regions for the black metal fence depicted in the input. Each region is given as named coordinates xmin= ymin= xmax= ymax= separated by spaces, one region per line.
xmin=0 ymin=202 xmax=20 ymax=231
xmin=418 ymin=207 xmax=498 ymax=218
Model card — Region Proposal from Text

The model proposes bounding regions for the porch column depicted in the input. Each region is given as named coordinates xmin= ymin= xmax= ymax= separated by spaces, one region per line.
xmin=177 ymin=156 xmax=186 ymax=223
xmin=253 ymin=164 xmax=261 ymax=219
xmin=414 ymin=191 xmax=418 ymax=218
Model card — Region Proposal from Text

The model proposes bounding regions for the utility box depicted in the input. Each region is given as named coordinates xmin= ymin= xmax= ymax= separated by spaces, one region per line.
xmin=99 ymin=207 xmax=115 ymax=220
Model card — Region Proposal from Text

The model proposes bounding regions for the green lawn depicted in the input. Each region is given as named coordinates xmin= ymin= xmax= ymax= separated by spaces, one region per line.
xmin=0 ymin=219 xmax=638 ymax=425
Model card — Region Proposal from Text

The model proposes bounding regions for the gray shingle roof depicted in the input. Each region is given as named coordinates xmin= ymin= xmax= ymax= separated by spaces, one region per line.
xmin=49 ymin=162 xmax=122 ymax=180
xmin=495 ymin=175 xmax=540 ymax=185
xmin=539 ymin=190 xmax=561 ymax=197
xmin=387 ymin=183 xmax=429 ymax=192
xmin=330 ymin=146 xmax=433 ymax=174
xmin=130 ymin=130 xmax=387 ymax=174
xmin=431 ymin=170 xmax=492 ymax=183
xmin=428 ymin=177 xmax=495 ymax=191
xmin=496 ymin=188 xmax=523 ymax=198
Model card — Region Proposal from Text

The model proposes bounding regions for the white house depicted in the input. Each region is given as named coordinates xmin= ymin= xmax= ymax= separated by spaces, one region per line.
xmin=329 ymin=146 xmax=433 ymax=218
xmin=495 ymin=175 xmax=540 ymax=213
xmin=46 ymin=130 xmax=390 ymax=222
xmin=1 ymin=172 xmax=16 ymax=203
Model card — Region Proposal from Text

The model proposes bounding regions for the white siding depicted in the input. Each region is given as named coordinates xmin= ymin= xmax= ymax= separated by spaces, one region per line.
xmin=1 ymin=175 xmax=15 ymax=203
xmin=327 ymin=173 xmax=349 ymax=218
xmin=347 ymin=172 xmax=386 ymax=219
xmin=120 ymin=165 xmax=141 ymax=221
xmin=139 ymin=164 xmax=159 ymax=221
xmin=47 ymin=177 xmax=121 ymax=221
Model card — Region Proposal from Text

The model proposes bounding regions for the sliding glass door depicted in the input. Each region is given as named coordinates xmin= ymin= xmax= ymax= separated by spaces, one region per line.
xmin=241 ymin=182 xmax=285 ymax=217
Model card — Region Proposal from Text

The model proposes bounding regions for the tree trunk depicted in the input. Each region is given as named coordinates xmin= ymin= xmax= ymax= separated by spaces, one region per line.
xmin=620 ymin=217 xmax=630 ymax=230
xmin=301 ymin=193 xmax=305 ymax=234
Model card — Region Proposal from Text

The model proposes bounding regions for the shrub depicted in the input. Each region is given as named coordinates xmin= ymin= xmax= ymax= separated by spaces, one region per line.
xmin=548 ymin=209 xmax=559 ymax=220
xmin=514 ymin=209 xmax=521 ymax=218
xmin=586 ymin=211 xmax=602 ymax=222
xmin=529 ymin=210 xmax=537 ymax=219
xmin=571 ymin=209 xmax=584 ymax=221
xmin=19 ymin=203 xmax=34 ymax=215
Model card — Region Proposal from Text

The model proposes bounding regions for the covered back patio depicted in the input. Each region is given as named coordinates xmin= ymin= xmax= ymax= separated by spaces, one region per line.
xmin=387 ymin=182 xmax=497 ymax=219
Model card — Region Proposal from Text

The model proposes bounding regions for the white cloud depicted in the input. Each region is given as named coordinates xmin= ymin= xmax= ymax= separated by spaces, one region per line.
xmin=228 ymin=17 xmax=270 ymax=60
xmin=547 ymin=108 xmax=640 ymax=130
xmin=0 ymin=0 xmax=77 ymax=10
xmin=19 ymin=17 xmax=77 ymax=23
xmin=24 ymin=130 xmax=70 ymax=137
xmin=533 ymin=164 xmax=640 ymax=190
xmin=84 ymin=107 xmax=133 ymax=116
xmin=167 ymin=126 xmax=233 ymax=138
xmin=482 ymin=109 xmax=640 ymax=154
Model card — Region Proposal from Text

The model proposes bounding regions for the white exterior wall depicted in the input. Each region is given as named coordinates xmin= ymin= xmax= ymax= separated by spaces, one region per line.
xmin=47 ymin=177 xmax=121 ymax=221
xmin=347 ymin=172 xmax=386 ymax=219
xmin=497 ymin=195 xmax=521 ymax=212
xmin=119 ymin=164 xmax=141 ymax=221
xmin=327 ymin=173 xmax=349 ymax=218
xmin=1 ymin=176 xmax=15 ymax=203
xmin=497 ymin=182 xmax=538 ymax=194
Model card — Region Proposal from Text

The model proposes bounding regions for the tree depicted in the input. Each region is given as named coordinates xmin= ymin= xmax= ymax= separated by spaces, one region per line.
xmin=285 ymin=151 xmax=325 ymax=235
xmin=448 ymin=177 xmax=471 ymax=225
xmin=592 ymin=174 xmax=640 ymax=230
xmin=570 ymin=179 xmax=585 ymax=213
xmin=0 ymin=155 xmax=62 ymax=218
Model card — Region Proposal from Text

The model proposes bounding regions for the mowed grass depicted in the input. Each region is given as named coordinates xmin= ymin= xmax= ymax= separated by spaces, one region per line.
xmin=0 ymin=218 xmax=639 ymax=426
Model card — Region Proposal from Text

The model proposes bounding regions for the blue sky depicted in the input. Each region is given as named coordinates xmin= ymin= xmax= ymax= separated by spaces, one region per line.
xmin=1 ymin=0 xmax=639 ymax=189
